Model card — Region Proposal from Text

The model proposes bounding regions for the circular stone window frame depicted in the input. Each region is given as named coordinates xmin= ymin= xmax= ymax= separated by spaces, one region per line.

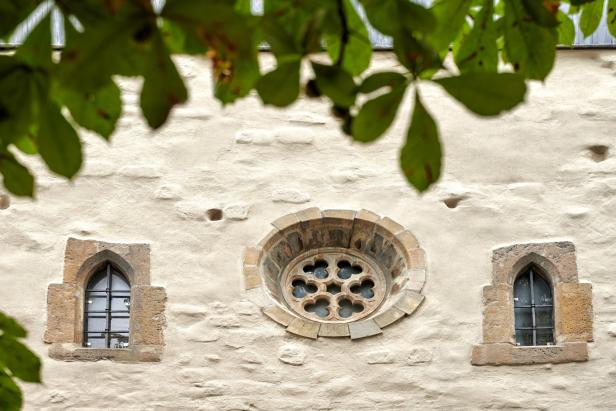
xmin=242 ymin=208 xmax=427 ymax=340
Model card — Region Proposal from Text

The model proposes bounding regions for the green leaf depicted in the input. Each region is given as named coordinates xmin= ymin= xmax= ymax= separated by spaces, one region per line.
xmin=352 ymin=85 xmax=406 ymax=143
xmin=312 ymin=62 xmax=356 ymax=108
xmin=521 ymin=0 xmax=559 ymax=27
xmin=0 ymin=312 xmax=27 ymax=338
xmin=0 ymin=61 xmax=48 ymax=144
xmin=435 ymin=72 xmax=526 ymax=116
xmin=324 ymin=0 xmax=372 ymax=76
xmin=430 ymin=0 xmax=473 ymax=51
xmin=256 ymin=62 xmax=301 ymax=107
xmin=400 ymin=91 xmax=442 ymax=192
xmin=0 ymin=370 xmax=21 ymax=411
xmin=361 ymin=0 xmax=435 ymax=36
xmin=0 ymin=153 xmax=34 ymax=197
xmin=608 ymin=0 xmax=616 ymax=38
xmin=14 ymin=13 xmax=53 ymax=68
xmin=455 ymin=0 xmax=498 ymax=73
xmin=12 ymin=135 xmax=37 ymax=155
xmin=162 ymin=0 xmax=260 ymax=105
xmin=359 ymin=72 xmax=406 ymax=94
xmin=37 ymin=104 xmax=83 ymax=178
xmin=58 ymin=12 xmax=149 ymax=93
xmin=580 ymin=0 xmax=604 ymax=37
xmin=0 ymin=336 xmax=41 ymax=383
xmin=557 ymin=11 xmax=576 ymax=46
xmin=140 ymin=33 xmax=188 ymax=129
xmin=58 ymin=81 xmax=122 ymax=139
xmin=503 ymin=0 xmax=557 ymax=81
xmin=393 ymin=31 xmax=440 ymax=75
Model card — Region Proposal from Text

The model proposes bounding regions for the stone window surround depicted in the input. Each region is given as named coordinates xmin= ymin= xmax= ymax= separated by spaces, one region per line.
xmin=44 ymin=238 xmax=167 ymax=362
xmin=242 ymin=208 xmax=427 ymax=340
xmin=472 ymin=241 xmax=593 ymax=366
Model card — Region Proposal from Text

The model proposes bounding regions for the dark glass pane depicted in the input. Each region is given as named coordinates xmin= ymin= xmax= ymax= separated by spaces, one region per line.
xmin=338 ymin=299 xmax=363 ymax=318
xmin=111 ymin=295 xmax=131 ymax=311
xmin=515 ymin=329 xmax=533 ymax=346
xmin=86 ymin=293 xmax=107 ymax=312
xmin=536 ymin=328 xmax=554 ymax=345
xmin=535 ymin=307 xmax=553 ymax=328
xmin=110 ymin=316 xmax=129 ymax=332
xmin=86 ymin=336 xmax=106 ymax=348
xmin=514 ymin=307 xmax=533 ymax=328
xmin=111 ymin=269 xmax=130 ymax=290
xmin=514 ymin=273 xmax=531 ymax=306
xmin=533 ymin=273 xmax=552 ymax=305
xmin=87 ymin=271 xmax=108 ymax=291
xmin=305 ymin=299 xmax=329 ymax=318
xmin=110 ymin=333 xmax=129 ymax=349
xmin=86 ymin=316 xmax=106 ymax=332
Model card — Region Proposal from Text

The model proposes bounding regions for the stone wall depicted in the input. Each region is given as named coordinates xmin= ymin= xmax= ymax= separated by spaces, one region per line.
xmin=2 ymin=51 xmax=616 ymax=409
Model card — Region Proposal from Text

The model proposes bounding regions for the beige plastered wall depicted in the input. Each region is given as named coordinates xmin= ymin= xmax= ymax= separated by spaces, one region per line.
xmin=2 ymin=50 xmax=616 ymax=410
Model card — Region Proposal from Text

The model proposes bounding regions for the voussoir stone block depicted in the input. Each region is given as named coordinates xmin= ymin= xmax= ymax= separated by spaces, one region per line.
xmin=349 ymin=319 xmax=382 ymax=340
xmin=286 ymin=318 xmax=320 ymax=339
xmin=318 ymin=323 xmax=350 ymax=337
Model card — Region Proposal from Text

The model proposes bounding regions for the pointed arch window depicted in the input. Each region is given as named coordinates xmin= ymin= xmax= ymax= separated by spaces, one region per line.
xmin=84 ymin=263 xmax=131 ymax=348
xmin=514 ymin=266 xmax=554 ymax=346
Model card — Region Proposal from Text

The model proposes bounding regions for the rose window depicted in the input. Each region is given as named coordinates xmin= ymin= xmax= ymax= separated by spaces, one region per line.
xmin=283 ymin=250 xmax=386 ymax=322
xmin=243 ymin=208 xmax=427 ymax=340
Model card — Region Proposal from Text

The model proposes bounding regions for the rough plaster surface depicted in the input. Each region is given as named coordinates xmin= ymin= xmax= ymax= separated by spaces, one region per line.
xmin=2 ymin=51 xmax=616 ymax=409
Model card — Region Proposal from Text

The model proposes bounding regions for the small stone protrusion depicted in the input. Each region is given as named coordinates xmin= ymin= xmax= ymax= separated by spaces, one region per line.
xmin=0 ymin=194 xmax=10 ymax=210
xmin=277 ymin=344 xmax=306 ymax=365
xmin=588 ymin=144 xmax=609 ymax=162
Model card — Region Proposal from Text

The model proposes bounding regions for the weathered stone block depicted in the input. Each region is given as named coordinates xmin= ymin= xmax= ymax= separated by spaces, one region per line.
xmin=373 ymin=306 xmax=406 ymax=328
xmin=471 ymin=342 xmax=588 ymax=366
xmin=286 ymin=318 xmax=320 ymax=339
xmin=44 ymin=283 xmax=77 ymax=344
xmin=263 ymin=305 xmax=294 ymax=327
xmin=318 ymin=323 xmax=350 ymax=337
xmin=556 ymin=282 xmax=593 ymax=342
xmin=131 ymin=286 xmax=167 ymax=346
xmin=349 ymin=319 xmax=382 ymax=340
xmin=394 ymin=290 xmax=424 ymax=315
xmin=242 ymin=264 xmax=261 ymax=289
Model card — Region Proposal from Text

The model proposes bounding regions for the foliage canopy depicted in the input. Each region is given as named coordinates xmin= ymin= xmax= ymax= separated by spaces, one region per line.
xmin=0 ymin=0 xmax=610 ymax=198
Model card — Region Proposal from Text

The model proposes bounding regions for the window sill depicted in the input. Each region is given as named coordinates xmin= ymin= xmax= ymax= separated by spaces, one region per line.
xmin=471 ymin=342 xmax=588 ymax=366
xmin=48 ymin=343 xmax=162 ymax=363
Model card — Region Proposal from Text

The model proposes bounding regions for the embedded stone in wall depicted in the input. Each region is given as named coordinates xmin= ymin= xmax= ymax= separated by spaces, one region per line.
xmin=235 ymin=129 xmax=275 ymax=145
xmin=223 ymin=203 xmax=250 ymax=220
xmin=274 ymin=127 xmax=315 ymax=145
xmin=277 ymin=344 xmax=306 ymax=365
xmin=175 ymin=201 xmax=207 ymax=220
xmin=118 ymin=165 xmax=161 ymax=179
xmin=271 ymin=189 xmax=311 ymax=204
xmin=406 ymin=348 xmax=433 ymax=365
xmin=154 ymin=183 xmax=182 ymax=200
xmin=363 ymin=349 xmax=395 ymax=364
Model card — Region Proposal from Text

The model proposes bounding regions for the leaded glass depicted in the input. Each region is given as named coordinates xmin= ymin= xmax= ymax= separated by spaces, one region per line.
xmin=513 ymin=267 xmax=554 ymax=346
xmin=84 ymin=263 xmax=131 ymax=348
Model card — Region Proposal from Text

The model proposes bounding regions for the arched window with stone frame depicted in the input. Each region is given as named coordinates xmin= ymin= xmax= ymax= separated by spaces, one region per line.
xmin=45 ymin=238 xmax=167 ymax=362
xmin=472 ymin=241 xmax=593 ymax=366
